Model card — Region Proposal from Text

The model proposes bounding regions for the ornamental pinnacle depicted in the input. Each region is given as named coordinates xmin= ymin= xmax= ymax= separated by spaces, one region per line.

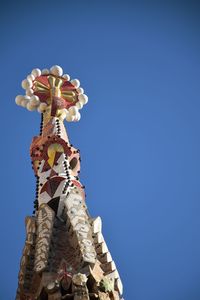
xmin=15 ymin=65 xmax=123 ymax=300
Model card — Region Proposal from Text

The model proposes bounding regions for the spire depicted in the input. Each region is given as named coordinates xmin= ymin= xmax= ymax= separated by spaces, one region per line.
xmin=15 ymin=66 xmax=123 ymax=300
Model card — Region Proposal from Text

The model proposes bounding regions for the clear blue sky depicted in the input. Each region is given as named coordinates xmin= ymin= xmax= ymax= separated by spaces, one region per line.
xmin=0 ymin=1 xmax=200 ymax=299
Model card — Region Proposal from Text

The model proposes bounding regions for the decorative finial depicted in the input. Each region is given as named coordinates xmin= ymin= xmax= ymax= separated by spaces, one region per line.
xmin=15 ymin=65 xmax=88 ymax=122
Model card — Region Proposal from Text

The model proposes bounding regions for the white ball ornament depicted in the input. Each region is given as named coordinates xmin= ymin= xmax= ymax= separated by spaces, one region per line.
xmin=21 ymin=79 xmax=32 ymax=89
xmin=74 ymin=111 xmax=81 ymax=122
xmin=60 ymin=109 xmax=68 ymax=120
xmin=63 ymin=74 xmax=70 ymax=81
xmin=21 ymin=99 xmax=28 ymax=108
xmin=27 ymin=74 xmax=35 ymax=81
xmin=66 ymin=113 xmax=74 ymax=122
xmin=31 ymin=68 xmax=41 ymax=78
xmin=27 ymin=102 xmax=36 ymax=111
xmin=20 ymin=95 xmax=30 ymax=108
xmin=77 ymin=87 xmax=84 ymax=95
xmin=26 ymin=88 xmax=34 ymax=96
xmin=68 ymin=106 xmax=78 ymax=116
xmin=78 ymin=94 xmax=88 ymax=105
xmin=30 ymin=95 xmax=40 ymax=106
xmin=71 ymin=79 xmax=80 ymax=88
xmin=15 ymin=95 xmax=24 ymax=106
xmin=39 ymin=102 xmax=48 ymax=112
xmin=24 ymin=95 xmax=31 ymax=101
xmin=50 ymin=65 xmax=63 ymax=77
xmin=37 ymin=107 xmax=42 ymax=113
xmin=76 ymin=101 xmax=83 ymax=109
xmin=42 ymin=68 xmax=49 ymax=75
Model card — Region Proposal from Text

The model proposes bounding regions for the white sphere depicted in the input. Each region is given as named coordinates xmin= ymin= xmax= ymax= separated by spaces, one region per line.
xmin=42 ymin=68 xmax=49 ymax=75
xmin=66 ymin=113 xmax=74 ymax=122
xmin=31 ymin=68 xmax=41 ymax=78
xmin=71 ymin=79 xmax=80 ymax=88
xmin=21 ymin=99 xmax=28 ymax=108
xmin=39 ymin=102 xmax=47 ymax=112
xmin=75 ymin=101 xmax=83 ymax=109
xmin=74 ymin=111 xmax=81 ymax=122
xmin=27 ymin=74 xmax=35 ymax=81
xmin=15 ymin=95 xmax=24 ymax=106
xmin=50 ymin=65 xmax=63 ymax=76
xmin=78 ymin=94 xmax=88 ymax=105
xmin=30 ymin=95 xmax=40 ymax=106
xmin=77 ymin=87 xmax=84 ymax=95
xmin=26 ymin=88 xmax=34 ymax=96
xmin=68 ymin=105 xmax=78 ymax=115
xmin=24 ymin=95 xmax=31 ymax=101
xmin=63 ymin=74 xmax=70 ymax=81
xmin=37 ymin=106 xmax=43 ymax=113
xmin=27 ymin=102 xmax=36 ymax=111
xmin=21 ymin=79 xmax=32 ymax=89
xmin=60 ymin=109 xmax=68 ymax=120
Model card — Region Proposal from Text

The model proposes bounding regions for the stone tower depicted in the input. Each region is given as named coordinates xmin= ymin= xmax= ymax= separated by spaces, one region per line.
xmin=15 ymin=65 xmax=123 ymax=300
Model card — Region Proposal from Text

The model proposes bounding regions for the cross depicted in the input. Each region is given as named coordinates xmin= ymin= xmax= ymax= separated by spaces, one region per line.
xmin=15 ymin=65 xmax=88 ymax=122
xmin=34 ymin=74 xmax=78 ymax=116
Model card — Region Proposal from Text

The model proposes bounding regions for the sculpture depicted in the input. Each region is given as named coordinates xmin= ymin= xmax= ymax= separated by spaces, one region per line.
xmin=15 ymin=65 xmax=123 ymax=300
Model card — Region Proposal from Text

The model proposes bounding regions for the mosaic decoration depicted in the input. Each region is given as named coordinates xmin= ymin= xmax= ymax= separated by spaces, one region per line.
xmin=15 ymin=66 xmax=123 ymax=300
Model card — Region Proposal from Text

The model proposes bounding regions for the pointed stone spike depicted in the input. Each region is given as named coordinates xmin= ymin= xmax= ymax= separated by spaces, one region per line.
xmin=115 ymin=278 xmax=123 ymax=295
xmin=94 ymin=232 xmax=104 ymax=244
xmin=93 ymin=216 xmax=102 ymax=233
